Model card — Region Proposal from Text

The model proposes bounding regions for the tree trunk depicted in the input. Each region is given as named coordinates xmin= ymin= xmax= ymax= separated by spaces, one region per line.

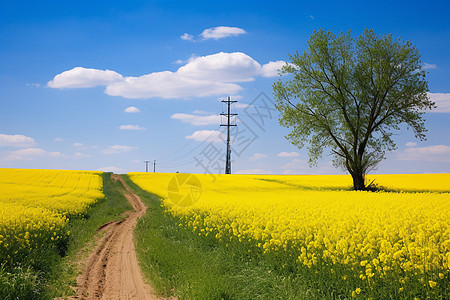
xmin=351 ymin=171 xmax=366 ymax=191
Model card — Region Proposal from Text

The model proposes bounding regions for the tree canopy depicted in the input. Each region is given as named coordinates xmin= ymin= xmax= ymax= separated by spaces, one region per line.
xmin=273 ymin=29 xmax=435 ymax=190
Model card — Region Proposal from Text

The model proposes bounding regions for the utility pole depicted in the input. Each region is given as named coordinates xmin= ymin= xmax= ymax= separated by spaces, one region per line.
xmin=220 ymin=96 xmax=237 ymax=174
xmin=143 ymin=160 xmax=150 ymax=172
xmin=153 ymin=160 xmax=156 ymax=173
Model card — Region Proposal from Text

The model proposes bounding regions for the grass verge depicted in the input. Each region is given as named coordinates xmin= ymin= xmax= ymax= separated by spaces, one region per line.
xmin=44 ymin=172 xmax=133 ymax=298
xmin=123 ymin=175 xmax=320 ymax=300
xmin=0 ymin=172 xmax=133 ymax=299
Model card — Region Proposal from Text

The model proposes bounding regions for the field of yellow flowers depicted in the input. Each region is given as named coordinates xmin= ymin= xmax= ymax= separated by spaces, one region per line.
xmin=129 ymin=172 xmax=450 ymax=299
xmin=0 ymin=168 xmax=104 ymax=266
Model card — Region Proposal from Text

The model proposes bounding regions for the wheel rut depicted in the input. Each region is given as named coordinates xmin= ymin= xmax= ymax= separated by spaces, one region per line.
xmin=70 ymin=174 xmax=159 ymax=299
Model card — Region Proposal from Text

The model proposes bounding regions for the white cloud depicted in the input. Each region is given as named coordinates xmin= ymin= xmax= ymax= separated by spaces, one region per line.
xmin=277 ymin=151 xmax=300 ymax=157
xmin=49 ymin=151 xmax=63 ymax=157
xmin=119 ymin=124 xmax=146 ymax=130
xmin=49 ymin=52 xmax=285 ymax=99
xmin=105 ymin=70 xmax=242 ymax=99
xmin=250 ymin=153 xmax=267 ymax=160
xmin=124 ymin=106 xmax=140 ymax=113
xmin=405 ymin=142 xmax=417 ymax=147
xmin=171 ymin=113 xmax=221 ymax=126
xmin=396 ymin=145 xmax=450 ymax=162
xmin=98 ymin=166 xmax=126 ymax=173
xmin=260 ymin=61 xmax=286 ymax=77
xmin=74 ymin=152 xmax=90 ymax=158
xmin=423 ymin=63 xmax=437 ymax=70
xmin=177 ymin=52 xmax=261 ymax=82
xmin=427 ymin=92 xmax=450 ymax=113
xmin=26 ymin=83 xmax=41 ymax=87
xmin=102 ymin=145 xmax=137 ymax=154
xmin=4 ymin=148 xmax=47 ymax=161
xmin=235 ymin=169 xmax=272 ymax=174
xmin=73 ymin=142 xmax=83 ymax=147
xmin=0 ymin=134 xmax=36 ymax=148
xmin=180 ymin=33 xmax=194 ymax=41
xmin=235 ymin=102 xmax=253 ymax=109
xmin=54 ymin=137 xmax=64 ymax=142
xmin=185 ymin=130 xmax=225 ymax=143
xmin=200 ymin=26 xmax=246 ymax=40
xmin=48 ymin=67 xmax=123 ymax=89
xmin=192 ymin=110 xmax=213 ymax=115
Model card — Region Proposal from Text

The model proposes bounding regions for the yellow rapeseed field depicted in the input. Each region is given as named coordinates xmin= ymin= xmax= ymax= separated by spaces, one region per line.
xmin=129 ymin=172 xmax=450 ymax=298
xmin=0 ymin=168 xmax=104 ymax=264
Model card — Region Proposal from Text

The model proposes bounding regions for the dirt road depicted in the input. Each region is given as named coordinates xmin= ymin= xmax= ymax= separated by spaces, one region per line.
xmin=71 ymin=174 xmax=158 ymax=299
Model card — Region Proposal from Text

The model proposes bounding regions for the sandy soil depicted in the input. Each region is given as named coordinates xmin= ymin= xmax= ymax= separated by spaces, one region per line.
xmin=70 ymin=174 xmax=159 ymax=299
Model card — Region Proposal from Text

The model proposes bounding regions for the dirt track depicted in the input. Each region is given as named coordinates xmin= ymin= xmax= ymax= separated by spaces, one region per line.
xmin=70 ymin=174 xmax=158 ymax=299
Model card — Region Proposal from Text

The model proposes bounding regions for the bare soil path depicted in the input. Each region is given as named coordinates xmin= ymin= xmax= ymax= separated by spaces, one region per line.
xmin=70 ymin=174 xmax=158 ymax=299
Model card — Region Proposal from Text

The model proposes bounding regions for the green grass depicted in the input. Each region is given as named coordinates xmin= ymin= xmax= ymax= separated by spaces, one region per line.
xmin=44 ymin=172 xmax=133 ymax=298
xmin=0 ymin=173 xmax=133 ymax=299
xmin=124 ymin=175 xmax=321 ymax=300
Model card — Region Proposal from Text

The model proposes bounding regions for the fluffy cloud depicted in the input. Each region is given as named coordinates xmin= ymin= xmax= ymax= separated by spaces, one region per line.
xmin=277 ymin=151 xmax=300 ymax=157
xmin=185 ymin=130 xmax=225 ymax=143
xmin=171 ymin=113 xmax=221 ymax=126
xmin=49 ymin=151 xmax=63 ymax=158
xmin=180 ymin=33 xmax=194 ymax=41
xmin=396 ymin=145 xmax=450 ymax=162
xmin=250 ymin=153 xmax=267 ymax=160
xmin=200 ymin=26 xmax=246 ymax=40
xmin=48 ymin=52 xmax=285 ymax=99
xmin=124 ymin=106 xmax=140 ymax=113
xmin=427 ymin=92 xmax=450 ymax=113
xmin=48 ymin=67 xmax=123 ymax=88
xmin=260 ymin=61 xmax=286 ymax=77
xmin=102 ymin=145 xmax=137 ymax=154
xmin=3 ymin=148 xmax=51 ymax=161
xmin=119 ymin=125 xmax=146 ymax=130
xmin=405 ymin=142 xmax=417 ymax=147
xmin=105 ymin=70 xmax=242 ymax=99
xmin=235 ymin=169 xmax=272 ymax=174
xmin=177 ymin=52 xmax=261 ymax=82
xmin=73 ymin=142 xmax=83 ymax=147
xmin=423 ymin=63 xmax=437 ymax=70
xmin=234 ymin=102 xmax=253 ymax=109
xmin=0 ymin=134 xmax=36 ymax=148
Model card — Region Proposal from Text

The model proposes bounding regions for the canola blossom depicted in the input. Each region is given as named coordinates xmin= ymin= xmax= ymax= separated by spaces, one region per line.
xmin=129 ymin=172 xmax=450 ymax=298
xmin=0 ymin=168 xmax=104 ymax=265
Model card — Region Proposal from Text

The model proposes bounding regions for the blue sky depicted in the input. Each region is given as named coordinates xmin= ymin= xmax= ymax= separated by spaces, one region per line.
xmin=1 ymin=0 xmax=449 ymax=175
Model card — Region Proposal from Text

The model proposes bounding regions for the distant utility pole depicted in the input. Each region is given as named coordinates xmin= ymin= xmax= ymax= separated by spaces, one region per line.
xmin=220 ymin=96 xmax=237 ymax=174
xmin=153 ymin=160 xmax=156 ymax=173
xmin=143 ymin=160 xmax=150 ymax=172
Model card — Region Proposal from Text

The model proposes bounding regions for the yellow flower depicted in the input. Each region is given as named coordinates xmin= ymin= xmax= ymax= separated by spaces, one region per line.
xmin=429 ymin=281 xmax=437 ymax=288
xmin=128 ymin=172 xmax=450 ymax=298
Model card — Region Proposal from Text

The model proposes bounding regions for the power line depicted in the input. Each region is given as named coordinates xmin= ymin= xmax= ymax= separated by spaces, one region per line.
xmin=158 ymin=126 xmax=223 ymax=165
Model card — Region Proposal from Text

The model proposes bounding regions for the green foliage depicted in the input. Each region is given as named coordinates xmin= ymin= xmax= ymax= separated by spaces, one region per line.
xmin=0 ymin=264 xmax=41 ymax=300
xmin=273 ymin=29 xmax=434 ymax=190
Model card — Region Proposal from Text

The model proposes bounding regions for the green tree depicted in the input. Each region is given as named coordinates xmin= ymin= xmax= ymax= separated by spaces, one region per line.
xmin=273 ymin=29 xmax=434 ymax=190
